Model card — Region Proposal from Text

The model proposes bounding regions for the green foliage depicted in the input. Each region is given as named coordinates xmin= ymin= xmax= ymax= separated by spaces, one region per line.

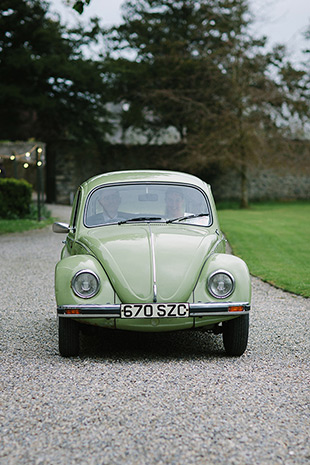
xmin=218 ymin=202 xmax=310 ymax=297
xmin=0 ymin=0 xmax=111 ymax=143
xmin=105 ymin=0 xmax=236 ymax=136
xmin=27 ymin=202 xmax=51 ymax=220
xmin=73 ymin=0 xmax=91 ymax=14
xmin=0 ymin=178 xmax=32 ymax=218
xmin=0 ymin=197 xmax=52 ymax=233
xmin=103 ymin=0 xmax=307 ymax=208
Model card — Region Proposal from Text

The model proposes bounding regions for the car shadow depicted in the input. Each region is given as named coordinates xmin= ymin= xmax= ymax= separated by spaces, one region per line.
xmin=79 ymin=326 xmax=225 ymax=361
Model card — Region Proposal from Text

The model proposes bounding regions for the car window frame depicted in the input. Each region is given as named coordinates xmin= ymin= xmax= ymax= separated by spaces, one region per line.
xmin=83 ymin=181 xmax=213 ymax=228
xmin=70 ymin=188 xmax=82 ymax=232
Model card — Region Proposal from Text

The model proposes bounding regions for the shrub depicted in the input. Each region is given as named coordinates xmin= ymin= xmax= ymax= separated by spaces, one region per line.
xmin=0 ymin=178 xmax=32 ymax=218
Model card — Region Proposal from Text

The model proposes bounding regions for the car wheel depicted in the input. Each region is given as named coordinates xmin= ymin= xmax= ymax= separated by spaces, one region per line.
xmin=59 ymin=317 xmax=80 ymax=357
xmin=222 ymin=314 xmax=249 ymax=356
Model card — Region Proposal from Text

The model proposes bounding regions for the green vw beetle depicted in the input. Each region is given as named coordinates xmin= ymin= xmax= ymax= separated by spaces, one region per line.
xmin=53 ymin=170 xmax=251 ymax=357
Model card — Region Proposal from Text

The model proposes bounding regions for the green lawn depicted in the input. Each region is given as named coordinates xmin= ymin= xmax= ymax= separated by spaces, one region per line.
xmin=0 ymin=217 xmax=54 ymax=235
xmin=0 ymin=204 xmax=54 ymax=235
xmin=218 ymin=202 xmax=310 ymax=297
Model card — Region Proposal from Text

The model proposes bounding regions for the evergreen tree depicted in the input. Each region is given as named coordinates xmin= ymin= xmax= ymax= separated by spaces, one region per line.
xmin=0 ymin=0 xmax=110 ymax=143
xmin=103 ymin=0 xmax=305 ymax=207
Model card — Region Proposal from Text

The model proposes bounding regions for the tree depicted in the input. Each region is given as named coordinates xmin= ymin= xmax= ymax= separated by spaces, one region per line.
xmin=102 ymin=0 xmax=306 ymax=207
xmin=104 ymin=0 xmax=233 ymax=139
xmin=0 ymin=0 xmax=110 ymax=144
xmin=72 ymin=0 xmax=92 ymax=14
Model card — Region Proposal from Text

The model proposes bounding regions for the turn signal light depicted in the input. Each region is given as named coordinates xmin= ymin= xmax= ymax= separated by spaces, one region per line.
xmin=65 ymin=309 xmax=80 ymax=314
xmin=228 ymin=306 xmax=243 ymax=312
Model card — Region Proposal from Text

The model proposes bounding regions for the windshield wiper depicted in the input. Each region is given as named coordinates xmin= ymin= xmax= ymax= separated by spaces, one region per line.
xmin=166 ymin=213 xmax=209 ymax=224
xmin=118 ymin=216 xmax=163 ymax=225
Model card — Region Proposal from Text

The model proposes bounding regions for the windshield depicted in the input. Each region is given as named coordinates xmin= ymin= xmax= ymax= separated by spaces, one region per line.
xmin=84 ymin=183 xmax=211 ymax=227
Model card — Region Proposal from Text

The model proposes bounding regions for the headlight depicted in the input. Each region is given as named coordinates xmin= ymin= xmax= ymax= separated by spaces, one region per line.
xmin=71 ymin=270 xmax=100 ymax=299
xmin=208 ymin=271 xmax=235 ymax=299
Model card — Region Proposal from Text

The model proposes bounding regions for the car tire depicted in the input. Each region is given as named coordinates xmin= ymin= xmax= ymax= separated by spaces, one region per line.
xmin=59 ymin=317 xmax=80 ymax=357
xmin=222 ymin=314 xmax=249 ymax=356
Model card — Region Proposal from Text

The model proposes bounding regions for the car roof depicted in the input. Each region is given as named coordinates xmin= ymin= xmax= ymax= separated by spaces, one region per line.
xmin=81 ymin=170 xmax=210 ymax=193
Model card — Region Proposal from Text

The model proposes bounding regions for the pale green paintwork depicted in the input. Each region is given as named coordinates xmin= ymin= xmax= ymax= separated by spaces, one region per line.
xmin=55 ymin=170 xmax=251 ymax=332
xmin=80 ymin=225 xmax=220 ymax=303
xmin=115 ymin=314 xmax=239 ymax=332
xmin=194 ymin=253 xmax=251 ymax=303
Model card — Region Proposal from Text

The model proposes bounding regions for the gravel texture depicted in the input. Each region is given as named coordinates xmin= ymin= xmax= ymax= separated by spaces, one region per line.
xmin=0 ymin=204 xmax=309 ymax=465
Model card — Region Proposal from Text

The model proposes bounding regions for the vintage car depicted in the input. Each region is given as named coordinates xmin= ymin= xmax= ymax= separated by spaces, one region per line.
xmin=53 ymin=170 xmax=251 ymax=357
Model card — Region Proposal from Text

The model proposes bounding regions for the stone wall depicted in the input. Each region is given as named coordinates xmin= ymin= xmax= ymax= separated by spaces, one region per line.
xmin=2 ymin=139 xmax=309 ymax=205
xmin=52 ymin=141 xmax=310 ymax=204
xmin=47 ymin=140 xmax=104 ymax=204
xmin=53 ymin=150 xmax=78 ymax=205
xmin=212 ymin=141 xmax=310 ymax=202
xmin=212 ymin=169 xmax=310 ymax=202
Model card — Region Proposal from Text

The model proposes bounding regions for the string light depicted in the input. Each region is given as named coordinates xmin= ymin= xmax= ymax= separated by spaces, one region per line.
xmin=0 ymin=145 xmax=45 ymax=169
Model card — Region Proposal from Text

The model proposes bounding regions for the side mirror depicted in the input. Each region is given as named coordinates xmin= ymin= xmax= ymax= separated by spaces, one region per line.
xmin=53 ymin=222 xmax=70 ymax=233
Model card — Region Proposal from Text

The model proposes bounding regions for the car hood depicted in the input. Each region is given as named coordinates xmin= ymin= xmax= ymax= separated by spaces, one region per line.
xmin=80 ymin=224 xmax=218 ymax=303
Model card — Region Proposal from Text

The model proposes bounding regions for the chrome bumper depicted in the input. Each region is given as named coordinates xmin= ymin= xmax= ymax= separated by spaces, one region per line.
xmin=57 ymin=302 xmax=250 ymax=318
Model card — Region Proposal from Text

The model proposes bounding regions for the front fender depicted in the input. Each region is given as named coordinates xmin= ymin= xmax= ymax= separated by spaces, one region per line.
xmin=194 ymin=253 xmax=251 ymax=303
xmin=55 ymin=255 xmax=115 ymax=306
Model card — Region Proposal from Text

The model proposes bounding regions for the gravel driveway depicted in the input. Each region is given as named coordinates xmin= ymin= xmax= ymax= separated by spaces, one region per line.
xmin=0 ymin=204 xmax=309 ymax=465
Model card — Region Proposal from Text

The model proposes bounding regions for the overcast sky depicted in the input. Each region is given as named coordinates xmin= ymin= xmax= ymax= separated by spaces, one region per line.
xmin=50 ymin=0 xmax=310 ymax=64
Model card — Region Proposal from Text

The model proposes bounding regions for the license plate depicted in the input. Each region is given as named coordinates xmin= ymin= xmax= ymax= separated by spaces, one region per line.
xmin=121 ymin=303 xmax=189 ymax=319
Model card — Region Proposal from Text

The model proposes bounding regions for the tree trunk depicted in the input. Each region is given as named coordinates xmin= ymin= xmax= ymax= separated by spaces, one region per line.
xmin=239 ymin=129 xmax=249 ymax=209
xmin=240 ymin=159 xmax=249 ymax=209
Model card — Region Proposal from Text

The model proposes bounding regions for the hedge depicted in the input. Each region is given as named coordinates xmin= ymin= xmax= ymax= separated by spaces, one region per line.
xmin=0 ymin=178 xmax=32 ymax=218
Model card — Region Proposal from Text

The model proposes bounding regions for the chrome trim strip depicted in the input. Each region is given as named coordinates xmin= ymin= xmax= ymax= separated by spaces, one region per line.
xmin=57 ymin=302 xmax=250 ymax=318
xmin=190 ymin=302 xmax=250 ymax=316
xmin=190 ymin=302 xmax=250 ymax=309
xmin=58 ymin=304 xmax=120 ymax=318
xmin=148 ymin=224 xmax=157 ymax=303
xmin=59 ymin=312 xmax=250 ymax=319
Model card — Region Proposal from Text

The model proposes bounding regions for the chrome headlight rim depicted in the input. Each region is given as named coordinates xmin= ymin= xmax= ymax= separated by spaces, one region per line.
xmin=207 ymin=270 xmax=235 ymax=299
xmin=71 ymin=269 xmax=100 ymax=299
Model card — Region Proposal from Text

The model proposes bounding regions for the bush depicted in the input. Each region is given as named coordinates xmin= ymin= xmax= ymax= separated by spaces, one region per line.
xmin=0 ymin=178 xmax=32 ymax=218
